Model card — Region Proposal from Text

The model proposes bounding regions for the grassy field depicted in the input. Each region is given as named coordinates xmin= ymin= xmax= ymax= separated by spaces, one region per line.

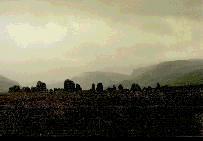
xmin=0 ymin=91 xmax=202 ymax=137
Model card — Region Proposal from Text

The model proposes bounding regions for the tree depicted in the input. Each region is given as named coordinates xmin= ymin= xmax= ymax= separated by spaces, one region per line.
xmin=76 ymin=83 xmax=82 ymax=92
xmin=156 ymin=83 xmax=161 ymax=89
xmin=113 ymin=85 xmax=116 ymax=90
xmin=31 ymin=87 xmax=38 ymax=93
xmin=135 ymin=84 xmax=142 ymax=91
xmin=22 ymin=87 xmax=31 ymax=93
xmin=96 ymin=83 xmax=103 ymax=93
xmin=91 ymin=83 xmax=96 ymax=91
xmin=36 ymin=81 xmax=47 ymax=92
xmin=118 ymin=84 xmax=124 ymax=90
xmin=147 ymin=86 xmax=152 ymax=91
xmin=130 ymin=83 xmax=141 ymax=92
xmin=49 ymin=89 xmax=54 ymax=94
xmin=9 ymin=85 xmax=20 ymax=93
xmin=130 ymin=83 xmax=136 ymax=92
xmin=64 ymin=79 xmax=75 ymax=93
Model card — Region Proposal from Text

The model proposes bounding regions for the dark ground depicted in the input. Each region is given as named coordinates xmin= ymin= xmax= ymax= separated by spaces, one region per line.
xmin=0 ymin=91 xmax=202 ymax=137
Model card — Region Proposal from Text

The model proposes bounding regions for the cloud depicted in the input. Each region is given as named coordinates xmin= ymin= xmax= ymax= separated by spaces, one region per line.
xmin=0 ymin=0 xmax=202 ymax=85
xmin=1 ymin=0 xmax=202 ymax=22
xmin=102 ymin=0 xmax=203 ymax=21
xmin=6 ymin=22 xmax=68 ymax=48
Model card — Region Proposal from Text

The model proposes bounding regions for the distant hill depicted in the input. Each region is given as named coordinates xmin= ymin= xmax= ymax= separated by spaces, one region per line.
xmin=48 ymin=71 xmax=129 ymax=90
xmin=48 ymin=59 xmax=203 ymax=89
xmin=72 ymin=71 xmax=129 ymax=90
xmin=0 ymin=75 xmax=19 ymax=92
xmin=119 ymin=59 xmax=203 ymax=88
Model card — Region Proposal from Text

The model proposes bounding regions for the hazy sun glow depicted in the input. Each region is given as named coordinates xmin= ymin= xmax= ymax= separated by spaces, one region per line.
xmin=6 ymin=22 xmax=68 ymax=48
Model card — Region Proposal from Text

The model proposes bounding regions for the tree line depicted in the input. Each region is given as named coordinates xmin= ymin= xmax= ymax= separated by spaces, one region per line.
xmin=5 ymin=79 xmax=203 ymax=136
xmin=8 ymin=79 xmax=146 ymax=94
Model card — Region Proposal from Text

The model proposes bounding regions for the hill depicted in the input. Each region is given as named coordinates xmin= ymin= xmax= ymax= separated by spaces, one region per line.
xmin=48 ymin=71 xmax=129 ymax=90
xmin=169 ymin=69 xmax=203 ymax=86
xmin=48 ymin=59 xmax=203 ymax=89
xmin=72 ymin=71 xmax=129 ymax=90
xmin=119 ymin=59 xmax=203 ymax=88
xmin=0 ymin=75 xmax=19 ymax=92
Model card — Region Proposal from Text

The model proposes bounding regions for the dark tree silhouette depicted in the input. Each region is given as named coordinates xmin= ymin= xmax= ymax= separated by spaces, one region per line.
xmin=147 ymin=86 xmax=152 ymax=90
xmin=156 ymin=82 xmax=161 ymax=89
xmin=107 ymin=85 xmax=117 ymax=93
xmin=9 ymin=85 xmax=20 ymax=92
xmin=49 ymin=89 xmax=54 ymax=94
xmin=31 ymin=87 xmax=38 ymax=93
xmin=22 ymin=87 xmax=31 ymax=93
xmin=135 ymin=84 xmax=142 ymax=91
xmin=64 ymin=79 xmax=75 ymax=93
xmin=54 ymin=88 xmax=58 ymax=92
xmin=91 ymin=83 xmax=96 ymax=91
xmin=118 ymin=84 xmax=124 ymax=90
xmin=130 ymin=83 xmax=142 ymax=92
xmin=36 ymin=81 xmax=47 ymax=92
xmin=76 ymin=83 xmax=82 ymax=92
xmin=96 ymin=83 xmax=103 ymax=93
xmin=130 ymin=83 xmax=136 ymax=92
xmin=113 ymin=85 xmax=116 ymax=90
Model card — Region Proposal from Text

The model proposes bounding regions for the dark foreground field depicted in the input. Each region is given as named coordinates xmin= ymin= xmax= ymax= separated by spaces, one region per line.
xmin=0 ymin=91 xmax=202 ymax=137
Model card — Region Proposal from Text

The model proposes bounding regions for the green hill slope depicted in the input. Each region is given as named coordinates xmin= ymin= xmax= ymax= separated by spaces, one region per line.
xmin=169 ymin=69 xmax=203 ymax=86
xmin=120 ymin=59 xmax=203 ymax=88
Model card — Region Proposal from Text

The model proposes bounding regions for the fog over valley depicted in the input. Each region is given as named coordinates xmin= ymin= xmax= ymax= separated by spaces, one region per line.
xmin=0 ymin=0 xmax=202 ymax=87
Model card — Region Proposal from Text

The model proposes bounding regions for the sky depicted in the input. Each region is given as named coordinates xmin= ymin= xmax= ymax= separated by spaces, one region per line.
xmin=0 ymin=0 xmax=202 ymax=86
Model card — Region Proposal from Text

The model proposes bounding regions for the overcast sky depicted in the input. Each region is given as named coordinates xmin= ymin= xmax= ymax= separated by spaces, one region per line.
xmin=0 ymin=0 xmax=202 ymax=85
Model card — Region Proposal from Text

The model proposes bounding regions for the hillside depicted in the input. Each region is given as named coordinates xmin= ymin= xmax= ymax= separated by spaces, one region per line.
xmin=169 ymin=69 xmax=203 ymax=86
xmin=48 ymin=71 xmax=129 ymax=90
xmin=72 ymin=71 xmax=129 ymax=90
xmin=48 ymin=59 xmax=203 ymax=89
xmin=120 ymin=59 xmax=203 ymax=88
xmin=0 ymin=75 xmax=19 ymax=92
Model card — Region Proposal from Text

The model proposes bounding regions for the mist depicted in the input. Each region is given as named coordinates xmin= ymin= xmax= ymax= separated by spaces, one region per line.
xmin=0 ymin=0 xmax=202 ymax=86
